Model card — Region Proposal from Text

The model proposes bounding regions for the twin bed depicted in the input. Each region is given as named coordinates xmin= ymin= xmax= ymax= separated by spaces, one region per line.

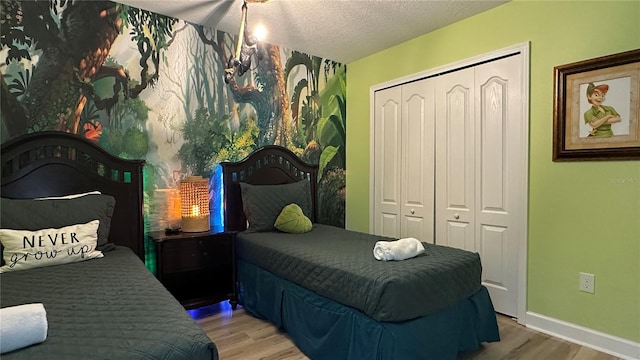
xmin=0 ymin=132 xmax=217 ymax=359
xmin=221 ymin=146 xmax=500 ymax=360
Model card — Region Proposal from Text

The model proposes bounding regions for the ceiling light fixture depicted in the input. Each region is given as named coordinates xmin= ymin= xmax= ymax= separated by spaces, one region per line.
xmin=224 ymin=0 xmax=263 ymax=84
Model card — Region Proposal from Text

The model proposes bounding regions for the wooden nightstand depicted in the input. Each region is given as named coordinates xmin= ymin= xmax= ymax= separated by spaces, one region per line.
xmin=149 ymin=226 xmax=237 ymax=310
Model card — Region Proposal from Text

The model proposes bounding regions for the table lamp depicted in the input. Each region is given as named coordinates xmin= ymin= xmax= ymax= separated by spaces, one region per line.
xmin=179 ymin=176 xmax=210 ymax=232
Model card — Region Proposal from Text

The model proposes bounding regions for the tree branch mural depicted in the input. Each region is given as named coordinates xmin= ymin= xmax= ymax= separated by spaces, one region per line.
xmin=0 ymin=0 xmax=177 ymax=140
xmin=193 ymin=24 xmax=292 ymax=148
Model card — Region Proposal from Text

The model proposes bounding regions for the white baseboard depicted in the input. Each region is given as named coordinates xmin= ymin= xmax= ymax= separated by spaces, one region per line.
xmin=525 ymin=312 xmax=640 ymax=360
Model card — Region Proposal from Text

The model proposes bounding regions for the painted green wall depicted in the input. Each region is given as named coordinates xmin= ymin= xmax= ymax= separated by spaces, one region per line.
xmin=346 ymin=0 xmax=640 ymax=342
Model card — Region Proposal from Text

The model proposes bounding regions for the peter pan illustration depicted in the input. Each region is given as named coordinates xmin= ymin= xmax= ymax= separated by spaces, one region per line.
xmin=583 ymin=82 xmax=621 ymax=137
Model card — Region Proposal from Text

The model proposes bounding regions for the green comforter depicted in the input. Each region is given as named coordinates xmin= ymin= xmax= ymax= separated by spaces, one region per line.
xmin=0 ymin=247 xmax=217 ymax=360
xmin=236 ymin=224 xmax=482 ymax=322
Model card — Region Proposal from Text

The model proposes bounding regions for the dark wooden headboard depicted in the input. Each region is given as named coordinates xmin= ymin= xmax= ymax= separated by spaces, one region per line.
xmin=220 ymin=145 xmax=318 ymax=232
xmin=0 ymin=131 xmax=146 ymax=260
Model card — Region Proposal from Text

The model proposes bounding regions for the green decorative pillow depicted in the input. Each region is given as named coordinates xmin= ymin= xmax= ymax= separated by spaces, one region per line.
xmin=274 ymin=204 xmax=312 ymax=234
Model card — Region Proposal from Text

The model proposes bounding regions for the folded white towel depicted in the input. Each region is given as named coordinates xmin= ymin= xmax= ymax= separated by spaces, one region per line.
xmin=373 ymin=237 xmax=425 ymax=261
xmin=0 ymin=303 xmax=48 ymax=354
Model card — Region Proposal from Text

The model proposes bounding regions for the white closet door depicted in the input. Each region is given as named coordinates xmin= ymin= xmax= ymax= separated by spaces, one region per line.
xmin=435 ymin=55 xmax=524 ymax=317
xmin=473 ymin=55 xmax=523 ymax=317
xmin=373 ymin=86 xmax=402 ymax=238
xmin=401 ymin=79 xmax=435 ymax=243
xmin=435 ymin=68 xmax=476 ymax=251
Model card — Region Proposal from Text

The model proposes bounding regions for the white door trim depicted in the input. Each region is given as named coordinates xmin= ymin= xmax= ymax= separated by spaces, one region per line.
xmin=369 ymin=42 xmax=530 ymax=324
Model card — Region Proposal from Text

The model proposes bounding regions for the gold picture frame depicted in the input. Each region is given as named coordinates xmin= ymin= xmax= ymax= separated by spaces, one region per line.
xmin=553 ymin=49 xmax=640 ymax=161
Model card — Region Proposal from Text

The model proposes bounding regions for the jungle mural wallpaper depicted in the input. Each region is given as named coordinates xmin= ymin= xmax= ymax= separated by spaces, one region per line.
xmin=0 ymin=0 xmax=347 ymax=260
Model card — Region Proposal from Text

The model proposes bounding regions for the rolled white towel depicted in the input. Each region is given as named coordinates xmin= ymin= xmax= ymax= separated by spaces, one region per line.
xmin=373 ymin=237 xmax=425 ymax=261
xmin=0 ymin=303 xmax=48 ymax=354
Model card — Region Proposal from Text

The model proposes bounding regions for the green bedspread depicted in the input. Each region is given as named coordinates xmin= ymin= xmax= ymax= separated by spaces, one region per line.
xmin=236 ymin=224 xmax=483 ymax=322
xmin=0 ymin=247 xmax=217 ymax=360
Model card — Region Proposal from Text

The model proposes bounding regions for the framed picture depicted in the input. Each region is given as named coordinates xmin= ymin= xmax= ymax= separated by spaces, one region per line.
xmin=553 ymin=48 xmax=640 ymax=161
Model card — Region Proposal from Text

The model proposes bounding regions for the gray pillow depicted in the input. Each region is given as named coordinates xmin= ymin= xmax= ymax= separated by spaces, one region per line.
xmin=239 ymin=181 xmax=311 ymax=232
xmin=0 ymin=195 xmax=116 ymax=247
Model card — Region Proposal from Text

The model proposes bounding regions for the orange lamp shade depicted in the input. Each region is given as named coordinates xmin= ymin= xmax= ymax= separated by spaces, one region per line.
xmin=179 ymin=176 xmax=210 ymax=232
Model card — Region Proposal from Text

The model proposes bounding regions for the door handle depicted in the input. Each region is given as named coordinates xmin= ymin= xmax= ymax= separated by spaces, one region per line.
xmin=410 ymin=209 xmax=415 ymax=214
xmin=453 ymin=213 xmax=460 ymax=219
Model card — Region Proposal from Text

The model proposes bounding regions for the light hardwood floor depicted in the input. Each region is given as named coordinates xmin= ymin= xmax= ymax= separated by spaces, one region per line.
xmin=191 ymin=302 xmax=622 ymax=360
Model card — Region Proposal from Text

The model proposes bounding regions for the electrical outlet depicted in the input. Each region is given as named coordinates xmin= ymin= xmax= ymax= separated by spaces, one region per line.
xmin=579 ymin=272 xmax=595 ymax=293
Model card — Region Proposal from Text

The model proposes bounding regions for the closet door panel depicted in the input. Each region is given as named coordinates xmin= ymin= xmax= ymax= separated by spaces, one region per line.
xmin=401 ymin=79 xmax=435 ymax=243
xmin=474 ymin=55 xmax=523 ymax=317
xmin=476 ymin=78 xmax=510 ymax=281
xmin=435 ymin=68 xmax=475 ymax=250
xmin=373 ymin=87 xmax=402 ymax=238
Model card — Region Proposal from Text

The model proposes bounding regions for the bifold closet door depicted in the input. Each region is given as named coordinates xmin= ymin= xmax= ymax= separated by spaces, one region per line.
xmin=373 ymin=79 xmax=435 ymax=243
xmin=434 ymin=54 xmax=524 ymax=317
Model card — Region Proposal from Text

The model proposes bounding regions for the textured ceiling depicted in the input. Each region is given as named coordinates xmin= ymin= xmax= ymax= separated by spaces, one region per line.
xmin=118 ymin=0 xmax=509 ymax=63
